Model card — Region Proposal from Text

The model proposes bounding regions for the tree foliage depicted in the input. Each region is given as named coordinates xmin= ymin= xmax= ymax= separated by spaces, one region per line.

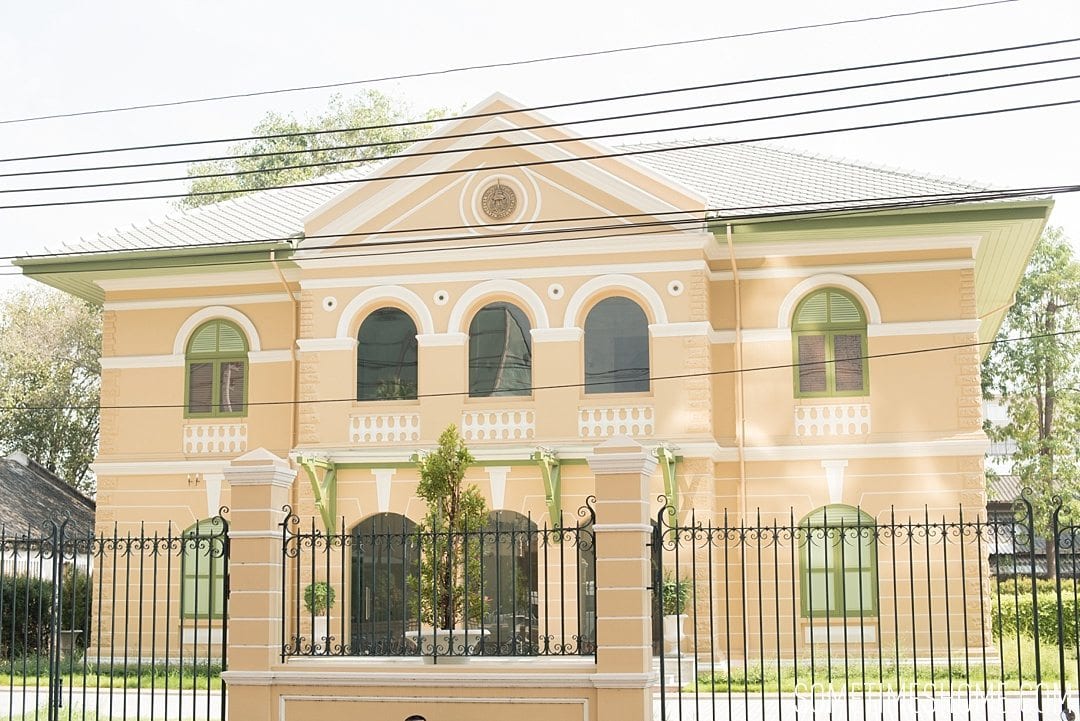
xmin=180 ymin=91 xmax=446 ymax=208
xmin=0 ymin=287 xmax=100 ymax=492
xmin=982 ymin=226 xmax=1080 ymax=555
xmin=413 ymin=425 xmax=486 ymax=630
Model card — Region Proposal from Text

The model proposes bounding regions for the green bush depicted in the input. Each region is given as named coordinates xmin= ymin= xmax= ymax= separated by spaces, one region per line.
xmin=993 ymin=589 xmax=1079 ymax=648
xmin=0 ymin=568 xmax=92 ymax=655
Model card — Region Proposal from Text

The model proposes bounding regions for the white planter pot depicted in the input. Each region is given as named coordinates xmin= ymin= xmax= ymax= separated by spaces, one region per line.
xmin=405 ymin=628 xmax=488 ymax=656
xmin=312 ymin=616 xmax=329 ymax=649
xmin=662 ymin=613 xmax=688 ymax=656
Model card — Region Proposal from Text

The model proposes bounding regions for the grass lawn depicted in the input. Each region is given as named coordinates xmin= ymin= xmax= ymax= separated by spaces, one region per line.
xmin=0 ymin=654 xmax=221 ymax=690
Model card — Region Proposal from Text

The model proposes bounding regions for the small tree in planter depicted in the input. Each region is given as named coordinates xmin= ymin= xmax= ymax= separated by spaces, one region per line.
xmin=660 ymin=572 xmax=691 ymax=656
xmin=303 ymin=581 xmax=336 ymax=616
xmin=413 ymin=425 xmax=487 ymax=636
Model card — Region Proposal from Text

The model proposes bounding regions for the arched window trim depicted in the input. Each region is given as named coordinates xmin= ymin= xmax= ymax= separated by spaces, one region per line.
xmin=798 ymin=504 xmax=878 ymax=619
xmin=185 ymin=319 xmax=249 ymax=418
xmin=181 ymin=519 xmax=227 ymax=620
xmin=468 ymin=302 xmax=533 ymax=398
xmin=791 ymin=288 xmax=869 ymax=398
xmin=583 ymin=295 xmax=651 ymax=395
xmin=356 ymin=307 xmax=419 ymax=402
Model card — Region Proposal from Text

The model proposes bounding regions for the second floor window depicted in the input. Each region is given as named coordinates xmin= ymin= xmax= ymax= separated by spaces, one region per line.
xmin=792 ymin=289 xmax=868 ymax=397
xmin=186 ymin=320 xmax=248 ymax=417
xmin=357 ymin=308 xmax=418 ymax=401
xmin=584 ymin=296 xmax=649 ymax=394
xmin=469 ymin=302 xmax=532 ymax=397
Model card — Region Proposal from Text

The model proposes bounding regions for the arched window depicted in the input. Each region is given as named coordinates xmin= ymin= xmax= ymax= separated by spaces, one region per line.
xmin=356 ymin=308 xmax=418 ymax=401
xmin=468 ymin=303 xmax=532 ymax=397
xmin=483 ymin=511 xmax=538 ymax=654
xmin=350 ymin=513 xmax=419 ymax=654
xmin=584 ymin=297 xmax=649 ymax=394
xmin=182 ymin=519 xmax=227 ymax=620
xmin=799 ymin=505 xmax=877 ymax=618
xmin=792 ymin=289 xmax=868 ymax=397
xmin=186 ymin=320 xmax=248 ymax=417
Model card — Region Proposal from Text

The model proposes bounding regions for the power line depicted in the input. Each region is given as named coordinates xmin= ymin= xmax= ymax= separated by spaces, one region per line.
xmin=7 ymin=66 xmax=1079 ymax=195
xmin=4 ymin=97 xmax=1077 ymax=211
xmin=8 ymin=185 xmax=1073 ymax=277
xmin=5 ymin=326 xmax=1072 ymax=413
xmin=4 ymin=36 xmax=1075 ymax=170
xmin=0 ymin=0 xmax=1019 ymax=127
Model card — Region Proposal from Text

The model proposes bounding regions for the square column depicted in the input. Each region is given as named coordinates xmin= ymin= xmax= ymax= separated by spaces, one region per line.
xmin=588 ymin=436 xmax=657 ymax=721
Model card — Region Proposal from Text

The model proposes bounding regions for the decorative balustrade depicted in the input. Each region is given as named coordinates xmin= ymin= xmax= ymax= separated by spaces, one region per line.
xmin=578 ymin=405 xmax=654 ymax=439
xmin=794 ymin=403 xmax=871 ymax=437
xmin=183 ymin=423 xmax=248 ymax=454
xmin=349 ymin=413 xmax=421 ymax=444
xmin=461 ymin=409 xmax=535 ymax=441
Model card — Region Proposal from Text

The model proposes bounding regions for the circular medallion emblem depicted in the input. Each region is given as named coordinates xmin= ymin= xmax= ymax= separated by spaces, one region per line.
xmin=480 ymin=181 xmax=517 ymax=220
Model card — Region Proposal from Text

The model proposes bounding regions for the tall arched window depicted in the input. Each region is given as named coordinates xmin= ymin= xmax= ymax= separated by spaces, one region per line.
xmin=186 ymin=320 xmax=248 ymax=417
xmin=357 ymin=308 xmax=418 ymax=401
xmin=799 ymin=505 xmax=877 ymax=618
xmin=483 ymin=510 xmax=538 ymax=654
xmin=584 ymin=297 xmax=649 ymax=394
xmin=792 ymin=289 xmax=868 ymax=397
xmin=468 ymin=302 xmax=532 ymax=397
xmin=350 ymin=513 xmax=419 ymax=654
xmin=182 ymin=519 xmax=227 ymax=620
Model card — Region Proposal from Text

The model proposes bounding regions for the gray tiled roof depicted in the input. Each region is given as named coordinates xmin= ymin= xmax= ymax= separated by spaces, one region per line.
xmin=0 ymin=453 xmax=95 ymax=537
xmin=48 ymin=140 xmax=991 ymax=255
xmin=988 ymin=474 xmax=1023 ymax=503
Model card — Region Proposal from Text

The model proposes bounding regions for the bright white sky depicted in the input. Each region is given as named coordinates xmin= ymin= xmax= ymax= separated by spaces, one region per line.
xmin=1 ymin=0 xmax=1078 ymax=291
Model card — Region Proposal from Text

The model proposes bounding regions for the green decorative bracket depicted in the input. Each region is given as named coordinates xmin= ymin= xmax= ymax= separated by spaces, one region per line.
xmin=655 ymin=446 xmax=678 ymax=523
xmin=533 ymin=449 xmax=562 ymax=527
xmin=298 ymin=456 xmax=337 ymax=534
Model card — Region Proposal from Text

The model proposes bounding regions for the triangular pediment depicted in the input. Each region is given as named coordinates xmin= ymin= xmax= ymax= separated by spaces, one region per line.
xmin=300 ymin=93 xmax=707 ymax=253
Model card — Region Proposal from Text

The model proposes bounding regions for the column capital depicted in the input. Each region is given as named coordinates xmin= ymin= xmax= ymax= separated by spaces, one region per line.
xmin=587 ymin=436 xmax=657 ymax=477
xmin=223 ymin=448 xmax=296 ymax=488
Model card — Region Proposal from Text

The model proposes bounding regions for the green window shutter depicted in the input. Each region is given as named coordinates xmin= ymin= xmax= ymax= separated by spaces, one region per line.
xmin=795 ymin=293 xmax=829 ymax=326
xmin=827 ymin=292 xmax=863 ymax=324
xmin=189 ymin=324 xmax=220 ymax=354
xmin=217 ymin=323 xmax=246 ymax=353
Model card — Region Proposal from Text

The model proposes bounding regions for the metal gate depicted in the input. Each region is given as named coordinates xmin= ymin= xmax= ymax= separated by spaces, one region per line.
xmin=0 ymin=512 xmax=229 ymax=720
xmin=653 ymin=493 xmax=1080 ymax=720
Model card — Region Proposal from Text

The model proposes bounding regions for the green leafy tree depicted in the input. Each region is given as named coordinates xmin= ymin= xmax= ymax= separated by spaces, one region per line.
xmin=413 ymin=425 xmax=487 ymax=630
xmin=982 ymin=226 xmax=1080 ymax=575
xmin=180 ymin=91 xmax=446 ymax=208
xmin=0 ymin=288 xmax=100 ymax=492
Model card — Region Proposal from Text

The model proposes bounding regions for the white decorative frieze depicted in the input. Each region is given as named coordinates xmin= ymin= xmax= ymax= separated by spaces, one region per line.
xmin=794 ymin=404 xmax=871 ymax=437
xmin=461 ymin=409 xmax=535 ymax=441
xmin=578 ymin=406 xmax=654 ymax=439
xmin=349 ymin=413 xmax=421 ymax=444
xmin=183 ymin=424 xmax=248 ymax=455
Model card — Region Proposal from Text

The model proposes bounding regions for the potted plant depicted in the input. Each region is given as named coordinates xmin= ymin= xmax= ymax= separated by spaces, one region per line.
xmin=407 ymin=425 xmax=488 ymax=656
xmin=304 ymin=581 xmax=336 ymax=648
xmin=660 ymin=572 xmax=691 ymax=656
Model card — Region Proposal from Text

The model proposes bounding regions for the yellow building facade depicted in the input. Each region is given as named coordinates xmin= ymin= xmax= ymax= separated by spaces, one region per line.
xmin=18 ymin=93 xmax=1052 ymax=718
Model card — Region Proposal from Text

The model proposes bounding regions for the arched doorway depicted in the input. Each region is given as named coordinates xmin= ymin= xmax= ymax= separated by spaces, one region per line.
xmin=483 ymin=510 xmax=538 ymax=654
xmin=350 ymin=513 xmax=418 ymax=654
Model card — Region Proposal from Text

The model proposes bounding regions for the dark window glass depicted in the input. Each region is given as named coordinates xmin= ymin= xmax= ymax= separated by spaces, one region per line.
xmin=219 ymin=361 xmax=246 ymax=413
xmin=797 ymin=335 xmax=827 ymax=393
xmin=584 ymin=297 xmax=649 ymax=394
xmin=483 ymin=511 xmax=538 ymax=654
xmin=187 ymin=363 xmax=214 ymax=414
xmin=833 ymin=334 xmax=864 ymax=392
xmin=469 ymin=303 xmax=532 ymax=397
xmin=357 ymin=308 xmax=419 ymax=401
xmin=350 ymin=513 xmax=419 ymax=653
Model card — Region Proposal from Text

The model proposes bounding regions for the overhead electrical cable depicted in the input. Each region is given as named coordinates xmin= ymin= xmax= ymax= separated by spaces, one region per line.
xmin=6 ymin=63 xmax=1079 ymax=192
xmin=7 ymin=184 xmax=1074 ymax=277
xmin=3 ymin=36 xmax=1076 ymax=170
xmin=4 ymin=326 xmax=1070 ymax=413
xmin=2 ymin=97 xmax=1077 ymax=210
xmin=0 ymin=0 xmax=1019 ymax=127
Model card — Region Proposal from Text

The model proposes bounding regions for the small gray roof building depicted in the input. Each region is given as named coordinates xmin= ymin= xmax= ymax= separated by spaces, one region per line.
xmin=0 ymin=453 xmax=95 ymax=538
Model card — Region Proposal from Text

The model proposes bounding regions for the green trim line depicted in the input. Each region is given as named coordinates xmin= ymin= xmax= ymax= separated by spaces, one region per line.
xmin=655 ymin=446 xmax=678 ymax=523
xmin=298 ymin=456 xmax=337 ymax=534
xmin=532 ymin=450 xmax=562 ymax=527
xmin=305 ymin=457 xmax=591 ymax=470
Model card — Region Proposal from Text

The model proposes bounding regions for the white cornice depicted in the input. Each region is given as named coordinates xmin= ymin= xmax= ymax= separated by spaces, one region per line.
xmin=96 ymin=268 xmax=300 ymax=292
xmin=709 ymin=258 xmax=974 ymax=281
xmin=100 ymin=349 xmax=293 ymax=369
xmin=416 ymin=332 xmax=467 ymax=347
xmin=532 ymin=327 xmax=583 ymax=343
xmin=741 ymin=437 xmax=988 ymax=461
xmin=249 ymin=349 xmax=295 ymax=363
xmin=586 ymin=451 xmax=658 ymax=476
xmin=103 ymin=292 xmax=296 ymax=311
xmin=867 ymin=319 xmax=980 ymax=336
xmin=729 ymin=234 xmax=980 ymax=260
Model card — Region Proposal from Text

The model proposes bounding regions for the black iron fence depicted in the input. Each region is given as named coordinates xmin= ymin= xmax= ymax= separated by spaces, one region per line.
xmin=0 ymin=514 xmax=229 ymax=721
xmin=280 ymin=503 xmax=597 ymax=660
xmin=652 ymin=492 xmax=1080 ymax=721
